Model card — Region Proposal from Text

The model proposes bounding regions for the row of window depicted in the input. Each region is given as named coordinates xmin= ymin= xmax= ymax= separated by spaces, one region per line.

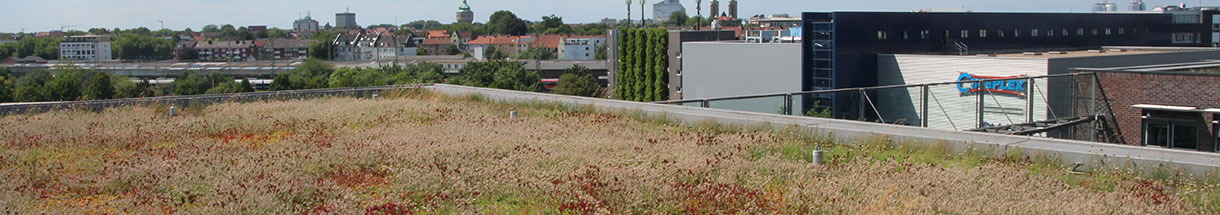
xmin=877 ymin=27 xmax=1141 ymax=40
xmin=1143 ymin=111 xmax=1220 ymax=152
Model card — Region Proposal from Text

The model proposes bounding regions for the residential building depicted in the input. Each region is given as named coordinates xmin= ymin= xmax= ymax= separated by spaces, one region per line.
xmin=294 ymin=12 xmax=321 ymax=33
xmin=451 ymin=31 xmax=477 ymax=49
xmin=174 ymin=40 xmax=198 ymax=61
xmin=248 ymin=26 xmax=268 ymax=33
xmin=457 ymin=0 xmax=474 ymax=24
xmin=748 ymin=14 xmax=802 ymax=28
xmin=653 ymin=0 xmax=686 ymax=23
xmin=59 ymin=35 xmax=113 ymax=61
xmin=331 ymin=33 xmax=417 ymax=61
xmin=336 ymin=9 xmax=358 ymax=29
xmin=258 ymin=39 xmax=311 ymax=60
xmin=467 ymin=35 xmax=529 ymax=60
xmin=420 ymin=38 xmax=453 ymax=55
xmin=559 ymin=35 xmax=607 ymax=60
xmin=195 ymin=40 xmax=256 ymax=62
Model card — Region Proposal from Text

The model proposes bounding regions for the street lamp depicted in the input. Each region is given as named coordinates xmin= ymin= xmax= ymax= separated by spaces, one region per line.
xmin=639 ymin=0 xmax=646 ymax=26
xmin=626 ymin=0 xmax=632 ymax=27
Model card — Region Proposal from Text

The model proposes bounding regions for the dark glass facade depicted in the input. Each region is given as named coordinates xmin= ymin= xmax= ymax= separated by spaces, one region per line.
xmin=801 ymin=12 xmax=1175 ymax=117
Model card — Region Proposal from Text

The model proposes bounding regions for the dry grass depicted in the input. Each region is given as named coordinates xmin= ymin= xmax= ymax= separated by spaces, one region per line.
xmin=1 ymin=90 xmax=1217 ymax=214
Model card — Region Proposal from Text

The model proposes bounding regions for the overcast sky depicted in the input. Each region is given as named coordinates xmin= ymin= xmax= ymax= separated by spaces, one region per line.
xmin=0 ymin=0 xmax=1210 ymax=32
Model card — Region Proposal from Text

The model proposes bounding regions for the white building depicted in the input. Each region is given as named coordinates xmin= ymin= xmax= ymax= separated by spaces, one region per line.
xmin=559 ymin=36 xmax=606 ymax=60
xmin=294 ymin=13 xmax=320 ymax=33
xmin=653 ymin=0 xmax=686 ymax=23
xmin=59 ymin=35 xmax=113 ymax=62
xmin=332 ymin=33 xmax=416 ymax=61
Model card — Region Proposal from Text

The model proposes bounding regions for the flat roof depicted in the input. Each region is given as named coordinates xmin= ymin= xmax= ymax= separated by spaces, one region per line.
xmin=992 ymin=49 xmax=1171 ymax=58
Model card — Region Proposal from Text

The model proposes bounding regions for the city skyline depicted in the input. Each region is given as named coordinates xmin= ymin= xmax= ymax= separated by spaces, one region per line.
xmin=0 ymin=0 xmax=1210 ymax=33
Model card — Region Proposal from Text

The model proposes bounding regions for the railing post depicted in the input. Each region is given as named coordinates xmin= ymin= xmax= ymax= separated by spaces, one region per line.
xmin=921 ymin=85 xmax=929 ymax=128
xmin=858 ymin=89 xmax=866 ymax=121
xmin=701 ymin=100 xmax=709 ymax=108
xmin=977 ymin=80 xmax=986 ymax=129
xmin=785 ymin=94 xmax=794 ymax=115
xmin=1027 ymin=77 xmax=1035 ymax=123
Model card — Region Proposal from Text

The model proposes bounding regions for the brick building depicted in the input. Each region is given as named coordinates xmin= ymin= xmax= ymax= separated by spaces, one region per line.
xmin=195 ymin=40 xmax=256 ymax=62
xmin=1081 ymin=62 xmax=1220 ymax=152
xmin=258 ymin=39 xmax=311 ymax=60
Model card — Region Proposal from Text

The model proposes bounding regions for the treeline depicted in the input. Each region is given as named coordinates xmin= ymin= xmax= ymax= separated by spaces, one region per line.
xmin=266 ymin=59 xmax=446 ymax=91
xmin=0 ymin=66 xmax=154 ymax=103
xmin=0 ymin=58 xmax=605 ymax=103
xmin=613 ymin=28 xmax=668 ymax=102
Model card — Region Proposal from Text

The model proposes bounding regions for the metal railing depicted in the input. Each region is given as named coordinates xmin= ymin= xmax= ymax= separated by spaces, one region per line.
xmin=0 ymin=84 xmax=433 ymax=115
xmin=658 ymin=72 xmax=1113 ymax=141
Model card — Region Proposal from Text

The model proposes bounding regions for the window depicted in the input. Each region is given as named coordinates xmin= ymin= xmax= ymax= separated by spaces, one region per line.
xmin=1092 ymin=29 xmax=1099 ymax=35
xmin=903 ymin=31 xmax=910 ymax=40
xmin=1013 ymin=29 xmax=1020 ymax=37
xmin=877 ymin=31 xmax=887 ymax=40
xmin=979 ymin=29 xmax=987 ymax=38
xmin=920 ymin=30 xmax=929 ymax=39
xmin=1047 ymin=29 xmax=1054 ymax=36
xmin=1143 ymin=110 xmax=1204 ymax=150
xmin=1105 ymin=28 xmax=1112 ymax=35
xmin=997 ymin=29 xmax=1005 ymax=38
xmin=1078 ymin=28 xmax=1085 ymax=36
xmin=1031 ymin=29 xmax=1039 ymax=37
xmin=960 ymin=30 xmax=969 ymax=38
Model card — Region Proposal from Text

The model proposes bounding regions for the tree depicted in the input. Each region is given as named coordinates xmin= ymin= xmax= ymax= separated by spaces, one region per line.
xmin=239 ymin=78 xmax=255 ymax=92
xmin=267 ymin=28 xmax=291 ymax=38
xmin=416 ymin=48 xmax=429 ymax=55
xmin=115 ymin=78 xmax=155 ymax=98
xmin=486 ymin=11 xmax=529 ymax=36
xmin=668 ymin=11 xmax=689 ymax=26
xmin=613 ymin=28 xmax=670 ymax=102
xmin=83 ymin=72 xmax=115 ymax=100
xmin=308 ymin=31 xmax=337 ymax=60
xmin=595 ymin=44 xmax=608 ymax=60
xmin=202 ymin=25 xmax=220 ymax=33
xmin=552 ymin=65 xmax=601 ymax=97
xmin=445 ymin=45 xmax=461 ymax=55
xmin=686 ymin=16 xmax=711 ymax=27
xmin=453 ymin=60 xmax=541 ymax=92
xmin=0 ymin=76 xmax=12 ymax=103
xmin=13 ymin=70 xmax=52 ymax=102
xmin=269 ymin=73 xmax=293 ymax=91
xmin=173 ymin=72 xmax=210 ymax=95
xmin=534 ymin=15 xmax=573 ymax=34
xmin=205 ymin=78 xmax=254 ymax=94
xmin=403 ymin=20 xmax=443 ymax=30
xmin=114 ymin=34 xmax=174 ymax=60
xmin=517 ymin=47 xmax=555 ymax=60
xmin=288 ymin=59 xmax=334 ymax=89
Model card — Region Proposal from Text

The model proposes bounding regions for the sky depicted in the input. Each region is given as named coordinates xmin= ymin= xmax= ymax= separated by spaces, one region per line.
xmin=0 ymin=0 xmax=1211 ymax=33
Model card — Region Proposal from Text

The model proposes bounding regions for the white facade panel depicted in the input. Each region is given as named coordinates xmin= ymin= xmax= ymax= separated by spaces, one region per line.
xmin=877 ymin=54 xmax=1051 ymax=131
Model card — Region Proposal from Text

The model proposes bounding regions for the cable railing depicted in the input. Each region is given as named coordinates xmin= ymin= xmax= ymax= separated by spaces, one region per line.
xmin=658 ymin=72 xmax=1112 ymax=141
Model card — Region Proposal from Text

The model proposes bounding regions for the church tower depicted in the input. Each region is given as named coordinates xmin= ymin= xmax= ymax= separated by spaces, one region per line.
xmin=728 ymin=0 xmax=738 ymax=19
xmin=710 ymin=0 xmax=720 ymax=18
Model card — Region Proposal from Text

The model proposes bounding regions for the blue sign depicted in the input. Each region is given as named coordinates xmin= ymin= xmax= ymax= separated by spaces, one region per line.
xmin=956 ymin=73 xmax=1028 ymax=97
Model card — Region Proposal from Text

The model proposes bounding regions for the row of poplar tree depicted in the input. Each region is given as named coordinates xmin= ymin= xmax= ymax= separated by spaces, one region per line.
xmin=613 ymin=28 xmax=669 ymax=102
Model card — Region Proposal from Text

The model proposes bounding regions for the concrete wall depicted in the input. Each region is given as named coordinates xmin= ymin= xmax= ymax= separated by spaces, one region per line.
xmin=877 ymin=54 xmax=1050 ymax=130
xmin=426 ymin=84 xmax=1220 ymax=179
xmin=667 ymin=30 xmax=738 ymax=100
xmin=681 ymin=42 xmax=801 ymax=113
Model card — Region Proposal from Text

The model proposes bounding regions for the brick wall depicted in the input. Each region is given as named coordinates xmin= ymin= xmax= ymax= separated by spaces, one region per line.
xmin=1096 ymin=71 xmax=1220 ymax=151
